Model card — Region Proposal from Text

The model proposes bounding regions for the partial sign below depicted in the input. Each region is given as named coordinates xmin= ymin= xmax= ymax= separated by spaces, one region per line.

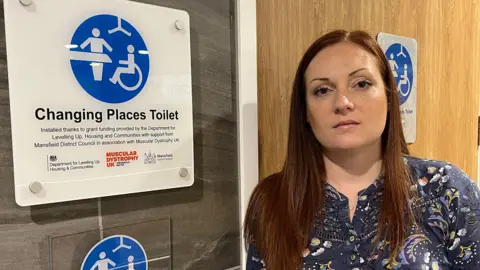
xmin=377 ymin=32 xmax=417 ymax=144
xmin=81 ymin=235 xmax=148 ymax=270
xmin=49 ymin=218 xmax=171 ymax=269
xmin=4 ymin=0 xmax=194 ymax=206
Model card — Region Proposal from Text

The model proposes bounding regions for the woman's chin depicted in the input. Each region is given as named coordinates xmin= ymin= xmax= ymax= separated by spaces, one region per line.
xmin=325 ymin=139 xmax=376 ymax=151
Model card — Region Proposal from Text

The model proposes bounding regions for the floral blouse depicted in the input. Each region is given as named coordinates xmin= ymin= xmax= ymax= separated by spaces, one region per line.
xmin=246 ymin=156 xmax=480 ymax=269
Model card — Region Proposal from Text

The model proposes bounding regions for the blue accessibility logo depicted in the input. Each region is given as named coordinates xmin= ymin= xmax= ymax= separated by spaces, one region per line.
xmin=69 ymin=14 xmax=150 ymax=104
xmin=385 ymin=43 xmax=413 ymax=105
xmin=81 ymin=235 xmax=148 ymax=270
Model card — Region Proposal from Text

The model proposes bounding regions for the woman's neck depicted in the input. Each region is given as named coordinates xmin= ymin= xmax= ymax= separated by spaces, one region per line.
xmin=323 ymin=142 xmax=383 ymax=194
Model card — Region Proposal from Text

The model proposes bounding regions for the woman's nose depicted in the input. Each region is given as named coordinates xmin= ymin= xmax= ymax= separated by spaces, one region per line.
xmin=334 ymin=94 xmax=354 ymax=114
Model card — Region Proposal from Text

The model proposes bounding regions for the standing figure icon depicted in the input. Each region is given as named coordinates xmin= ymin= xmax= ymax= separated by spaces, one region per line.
xmin=388 ymin=53 xmax=398 ymax=78
xmin=89 ymin=252 xmax=116 ymax=270
xmin=77 ymin=28 xmax=113 ymax=81
xmin=128 ymin=256 xmax=136 ymax=270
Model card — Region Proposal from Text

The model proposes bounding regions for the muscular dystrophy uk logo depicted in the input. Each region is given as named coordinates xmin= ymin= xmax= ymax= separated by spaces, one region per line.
xmin=69 ymin=14 xmax=150 ymax=104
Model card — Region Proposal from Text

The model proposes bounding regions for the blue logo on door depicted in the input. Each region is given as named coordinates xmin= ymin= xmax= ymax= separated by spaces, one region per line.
xmin=81 ymin=235 xmax=148 ymax=270
xmin=69 ymin=14 xmax=150 ymax=104
xmin=385 ymin=43 xmax=413 ymax=105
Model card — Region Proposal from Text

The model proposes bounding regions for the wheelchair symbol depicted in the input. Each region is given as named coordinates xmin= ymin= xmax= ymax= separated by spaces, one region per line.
xmin=109 ymin=45 xmax=143 ymax=91
xmin=397 ymin=63 xmax=411 ymax=97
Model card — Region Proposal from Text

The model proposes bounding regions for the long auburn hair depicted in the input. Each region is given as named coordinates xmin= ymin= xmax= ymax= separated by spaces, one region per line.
xmin=244 ymin=30 xmax=414 ymax=269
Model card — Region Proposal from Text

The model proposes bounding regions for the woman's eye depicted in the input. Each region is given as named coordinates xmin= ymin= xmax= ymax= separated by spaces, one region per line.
xmin=356 ymin=80 xmax=372 ymax=89
xmin=315 ymin=87 xmax=331 ymax=95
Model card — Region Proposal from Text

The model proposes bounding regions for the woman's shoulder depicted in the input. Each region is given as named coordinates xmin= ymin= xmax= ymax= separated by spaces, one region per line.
xmin=403 ymin=156 xmax=480 ymax=269
xmin=404 ymin=155 xmax=480 ymax=205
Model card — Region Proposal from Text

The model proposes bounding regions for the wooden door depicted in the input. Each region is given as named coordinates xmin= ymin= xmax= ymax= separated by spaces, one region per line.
xmin=257 ymin=0 xmax=480 ymax=180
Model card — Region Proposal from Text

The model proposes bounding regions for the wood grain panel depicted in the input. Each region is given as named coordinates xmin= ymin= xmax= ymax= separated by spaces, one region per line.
xmin=257 ymin=0 xmax=480 ymax=180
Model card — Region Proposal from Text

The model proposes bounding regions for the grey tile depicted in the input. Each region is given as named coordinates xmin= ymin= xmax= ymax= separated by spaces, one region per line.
xmin=176 ymin=232 xmax=240 ymax=269
xmin=0 ymin=216 xmax=99 ymax=270
xmin=50 ymin=229 xmax=100 ymax=270
xmin=104 ymin=219 xmax=171 ymax=261
xmin=149 ymin=256 xmax=172 ymax=270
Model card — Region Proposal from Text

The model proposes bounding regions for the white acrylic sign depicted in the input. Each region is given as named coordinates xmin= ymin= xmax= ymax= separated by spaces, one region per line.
xmin=377 ymin=32 xmax=417 ymax=144
xmin=4 ymin=0 xmax=194 ymax=206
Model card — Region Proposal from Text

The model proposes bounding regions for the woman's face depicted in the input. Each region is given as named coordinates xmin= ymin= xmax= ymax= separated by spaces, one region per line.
xmin=304 ymin=41 xmax=388 ymax=151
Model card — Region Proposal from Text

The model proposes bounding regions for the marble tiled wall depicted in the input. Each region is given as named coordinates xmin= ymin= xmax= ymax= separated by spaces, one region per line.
xmin=0 ymin=0 xmax=240 ymax=269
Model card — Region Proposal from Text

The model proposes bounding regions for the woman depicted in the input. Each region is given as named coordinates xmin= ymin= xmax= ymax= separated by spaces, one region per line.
xmin=244 ymin=30 xmax=480 ymax=270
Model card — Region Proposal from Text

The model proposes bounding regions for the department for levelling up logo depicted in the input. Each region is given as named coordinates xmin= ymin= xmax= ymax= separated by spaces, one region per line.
xmin=68 ymin=14 xmax=150 ymax=104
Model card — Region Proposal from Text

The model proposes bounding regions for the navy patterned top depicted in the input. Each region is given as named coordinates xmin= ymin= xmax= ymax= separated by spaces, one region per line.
xmin=246 ymin=156 xmax=480 ymax=269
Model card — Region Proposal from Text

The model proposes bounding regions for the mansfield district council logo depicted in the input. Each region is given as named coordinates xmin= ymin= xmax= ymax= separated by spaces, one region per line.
xmin=69 ymin=14 xmax=150 ymax=104
xmin=144 ymin=151 xmax=156 ymax=164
